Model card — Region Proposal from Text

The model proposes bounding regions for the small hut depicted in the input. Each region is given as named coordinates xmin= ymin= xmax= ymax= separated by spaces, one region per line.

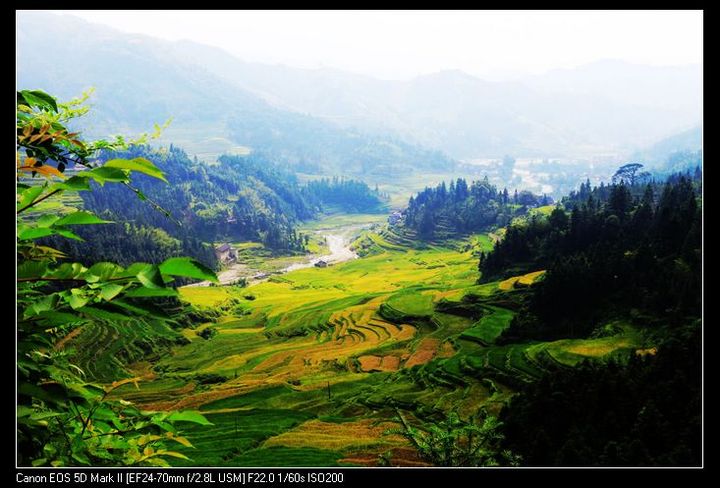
xmin=215 ymin=243 xmax=237 ymax=264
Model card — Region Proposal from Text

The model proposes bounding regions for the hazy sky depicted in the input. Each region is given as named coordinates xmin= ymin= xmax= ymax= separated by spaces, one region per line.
xmin=46 ymin=10 xmax=702 ymax=80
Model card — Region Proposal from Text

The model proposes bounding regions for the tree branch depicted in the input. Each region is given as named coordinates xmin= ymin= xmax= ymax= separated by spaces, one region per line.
xmin=17 ymin=189 xmax=62 ymax=214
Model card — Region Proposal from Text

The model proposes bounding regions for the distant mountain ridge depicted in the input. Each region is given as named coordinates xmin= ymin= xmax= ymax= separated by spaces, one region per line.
xmin=17 ymin=12 xmax=454 ymax=177
xmin=18 ymin=11 xmax=702 ymax=165
xmin=631 ymin=126 xmax=702 ymax=174
xmin=172 ymin=41 xmax=700 ymax=159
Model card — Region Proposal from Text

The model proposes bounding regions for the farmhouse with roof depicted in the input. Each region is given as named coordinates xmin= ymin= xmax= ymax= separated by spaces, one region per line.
xmin=215 ymin=243 xmax=237 ymax=264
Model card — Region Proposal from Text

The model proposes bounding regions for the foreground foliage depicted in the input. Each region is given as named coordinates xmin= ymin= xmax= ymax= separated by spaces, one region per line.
xmin=388 ymin=409 xmax=519 ymax=467
xmin=17 ymin=90 xmax=216 ymax=466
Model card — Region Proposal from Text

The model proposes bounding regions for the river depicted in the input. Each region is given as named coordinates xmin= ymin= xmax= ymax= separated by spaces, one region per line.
xmin=283 ymin=233 xmax=357 ymax=272
xmin=188 ymin=220 xmax=373 ymax=287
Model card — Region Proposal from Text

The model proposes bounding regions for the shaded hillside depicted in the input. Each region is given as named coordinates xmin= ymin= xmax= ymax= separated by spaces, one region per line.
xmin=44 ymin=145 xmax=387 ymax=267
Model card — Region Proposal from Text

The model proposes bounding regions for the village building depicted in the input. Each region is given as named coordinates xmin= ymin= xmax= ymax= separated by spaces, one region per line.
xmin=215 ymin=243 xmax=237 ymax=264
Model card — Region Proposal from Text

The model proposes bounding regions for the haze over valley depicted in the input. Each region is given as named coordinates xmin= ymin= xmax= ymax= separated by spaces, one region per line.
xmin=18 ymin=12 xmax=701 ymax=198
xmin=16 ymin=10 xmax=702 ymax=469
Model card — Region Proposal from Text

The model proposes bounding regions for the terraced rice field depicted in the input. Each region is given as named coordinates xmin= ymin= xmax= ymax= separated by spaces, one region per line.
xmin=66 ymin=217 xmax=647 ymax=466
xmin=459 ymin=306 xmax=515 ymax=345
xmin=498 ymin=270 xmax=546 ymax=291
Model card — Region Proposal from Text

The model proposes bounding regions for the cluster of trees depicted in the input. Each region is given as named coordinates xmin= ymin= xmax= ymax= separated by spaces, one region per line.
xmin=501 ymin=323 xmax=700 ymax=466
xmin=303 ymin=176 xmax=384 ymax=212
xmin=477 ymin=164 xmax=702 ymax=466
xmin=404 ymin=177 xmax=549 ymax=239
xmin=48 ymin=146 xmax=390 ymax=266
xmin=483 ymin=170 xmax=701 ymax=340
xmin=78 ymin=147 xmax=313 ymax=253
xmin=43 ymin=222 xmax=217 ymax=269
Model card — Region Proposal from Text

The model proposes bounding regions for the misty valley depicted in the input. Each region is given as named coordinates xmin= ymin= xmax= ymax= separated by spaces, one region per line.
xmin=16 ymin=11 xmax=701 ymax=469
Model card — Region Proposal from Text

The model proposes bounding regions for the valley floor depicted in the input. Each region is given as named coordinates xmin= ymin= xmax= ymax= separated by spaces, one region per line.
xmin=96 ymin=215 xmax=648 ymax=467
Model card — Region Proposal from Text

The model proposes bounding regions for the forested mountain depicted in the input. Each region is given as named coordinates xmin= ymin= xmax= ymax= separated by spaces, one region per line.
xmin=404 ymin=178 xmax=549 ymax=239
xmin=43 ymin=221 xmax=220 ymax=270
xmin=501 ymin=323 xmax=701 ymax=466
xmin=17 ymin=12 xmax=454 ymax=177
xmin=475 ymin=170 xmax=702 ymax=466
xmin=43 ymin=146 xmax=308 ymax=263
xmin=304 ymin=177 xmax=384 ymax=213
xmin=43 ymin=145 xmax=385 ymax=267
xmin=482 ymin=170 xmax=701 ymax=339
xmin=224 ymin=108 xmax=453 ymax=175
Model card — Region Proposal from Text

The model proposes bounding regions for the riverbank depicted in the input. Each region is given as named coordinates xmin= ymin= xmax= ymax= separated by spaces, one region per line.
xmin=187 ymin=214 xmax=386 ymax=287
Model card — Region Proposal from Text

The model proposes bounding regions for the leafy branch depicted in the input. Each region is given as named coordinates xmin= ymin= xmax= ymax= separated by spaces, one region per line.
xmin=17 ymin=89 xmax=217 ymax=467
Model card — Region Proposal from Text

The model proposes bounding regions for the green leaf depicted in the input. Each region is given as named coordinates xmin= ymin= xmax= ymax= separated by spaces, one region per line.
xmin=168 ymin=435 xmax=193 ymax=448
xmin=23 ymin=295 xmax=58 ymax=318
xmin=37 ymin=214 xmax=60 ymax=228
xmin=111 ymin=300 xmax=170 ymax=321
xmin=20 ymin=90 xmax=58 ymax=112
xmin=122 ymin=263 xmax=152 ymax=276
xmin=71 ymin=451 xmax=91 ymax=465
xmin=104 ymin=158 xmax=167 ymax=182
xmin=30 ymin=411 xmax=63 ymax=421
xmin=54 ymin=229 xmax=84 ymax=241
xmin=78 ymin=306 xmax=132 ymax=322
xmin=145 ymin=457 xmax=171 ymax=467
xmin=90 ymin=407 xmax=119 ymax=421
xmin=136 ymin=265 xmax=165 ymax=289
xmin=99 ymin=283 xmax=125 ymax=301
xmin=17 ymin=405 xmax=34 ymax=418
xmin=17 ymin=185 xmax=45 ymax=210
xmin=52 ymin=176 xmax=91 ymax=191
xmin=157 ymin=450 xmax=190 ymax=460
xmin=65 ymin=381 xmax=103 ymax=401
xmin=166 ymin=411 xmax=213 ymax=426
xmin=55 ymin=211 xmax=111 ymax=226
xmin=87 ymin=166 xmax=130 ymax=184
xmin=17 ymin=260 xmax=49 ymax=279
xmin=46 ymin=262 xmax=86 ymax=281
xmin=67 ymin=293 xmax=90 ymax=310
xmin=111 ymin=300 xmax=150 ymax=316
xmin=18 ymin=227 xmax=55 ymax=240
xmin=85 ymin=262 xmax=123 ymax=282
xmin=159 ymin=257 xmax=218 ymax=282
xmin=34 ymin=311 xmax=85 ymax=327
